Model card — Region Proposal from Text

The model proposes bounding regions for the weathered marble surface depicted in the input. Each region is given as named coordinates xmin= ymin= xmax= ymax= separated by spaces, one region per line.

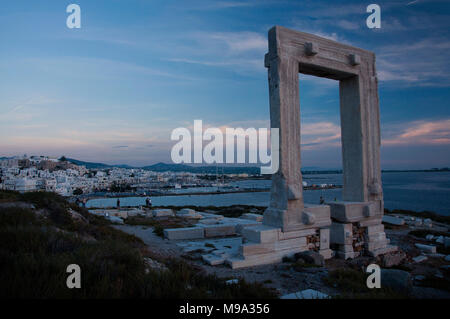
xmin=229 ymin=26 xmax=395 ymax=267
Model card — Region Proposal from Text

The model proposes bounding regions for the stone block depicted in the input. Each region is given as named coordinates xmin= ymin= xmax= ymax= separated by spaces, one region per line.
xmin=330 ymin=222 xmax=353 ymax=245
xmin=227 ymin=246 xmax=307 ymax=269
xmin=198 ymin=212 xmax=223 ymax=220
xmin=382 ymin=215 xmax=405 ymax=226
xmin=235 ymin=222 xmax=262 ymax=234
xmin=242 ymin=225 xmax=280 ymax=243
xmin=328 ymin=201 xmax=381 ymax=223
xmin=278 ymin=228 xmax=316 ymax=240
xmin=302 ymin=204 xmax=331 ymax=228
xmin=412 ymin=255 xmax=427 ymax=263
xmin=178 ymin=208 xmax=196 ymax=215
xmin=366 ymin=238 xmax=389 ymax=251
xmin=177 ymin=208 xmax=203 ymax=219
xmin=366 ymin=224 xmax=384 ymax=235
xmin=152 ymin=209 xmax=174 ymax=217
xmin=367 ymin=245 xmax=397 ymax=257
xmin=415 ymin=243 xmax=436 ymax=254
xmin=304 ymin=42 xmax=319 ymax=56
xmin=197 ymin=218 xmax=220 ymax=225
xmin=240 ymin=213 xmax=263 ymax=222
xmin=202 ymin=254 xmax=225 ymax=266
xmin=240 ymin=237 xmax=307 ymax=257
xmin=320 ymin=228 xmax=330 ymax=249
xmin=366 ymin=232 xmax=387 ymax=242
xmin=204 ymin=224 xmax=236 ymax=238
xmin=164 ymin=227 xmax=204 ymax=240
xmin=358 ymin=218 xmax=382 ymax=227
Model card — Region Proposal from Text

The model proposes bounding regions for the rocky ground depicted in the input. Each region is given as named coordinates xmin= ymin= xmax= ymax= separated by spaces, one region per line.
xmin=114 ymin=218 xmax=450 ymax=299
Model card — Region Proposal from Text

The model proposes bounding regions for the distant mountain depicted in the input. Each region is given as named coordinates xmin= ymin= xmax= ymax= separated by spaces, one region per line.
xmin=142 ymin=162 xmax=261 ymax=174
xmin=142 ymin=162 xmax=192 ymax=172
xmin=65 ymin=158 xmax=134 ymax=169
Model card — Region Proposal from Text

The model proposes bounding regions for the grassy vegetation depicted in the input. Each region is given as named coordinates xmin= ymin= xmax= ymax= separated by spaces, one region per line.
xmin=418 ymin=273 xmax=450 ymax=292
xmin=0 ymin=190 xmax=276 ymax=299
xmin=124 ymin=216 xmax=194 ymax=238
xmin=385 ymin=208 xmax=450 ymax=225
xmin=147 ymin=205 xmax=265 ymax=218
xmin=323 ymin=269 xmax=409 ymax=299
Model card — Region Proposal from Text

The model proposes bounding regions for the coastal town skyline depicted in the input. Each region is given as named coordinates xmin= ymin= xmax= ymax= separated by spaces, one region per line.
xmin=1 ymin=0 xmax=449 ymax=169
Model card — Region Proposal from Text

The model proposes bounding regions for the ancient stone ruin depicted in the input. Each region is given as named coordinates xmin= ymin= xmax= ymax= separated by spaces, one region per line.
xmin=226 ymin=26 xmax=397 ymax=268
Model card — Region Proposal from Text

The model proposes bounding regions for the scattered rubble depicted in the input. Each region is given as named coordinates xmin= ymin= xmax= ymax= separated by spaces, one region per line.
xmin=415 ymin=243 xmax=437 ymax=254
xmin=413 ymin=255 xmax=428 ymax=263
xmin=381 ymin=251 xmax=406 ymax=268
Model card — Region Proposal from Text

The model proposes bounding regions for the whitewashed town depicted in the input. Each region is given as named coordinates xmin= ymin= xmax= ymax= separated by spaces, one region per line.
xmin=0 ymin=155 xmax=341 ymax=198
xmin=0 ymin=155 xmax=264 ymax=197
xmin=0 ymin=155 xmax=209 ymax=196
xmin=0 ymin=155 xmax=163 ymax=196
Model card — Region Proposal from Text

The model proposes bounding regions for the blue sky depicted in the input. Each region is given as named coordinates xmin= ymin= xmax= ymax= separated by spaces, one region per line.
xmin=0 ymin=0 xmax=449 ymax=169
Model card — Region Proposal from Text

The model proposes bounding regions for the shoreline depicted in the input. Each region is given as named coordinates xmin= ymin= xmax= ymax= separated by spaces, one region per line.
xmin=78 ymin=185 xmax=342 ymax=201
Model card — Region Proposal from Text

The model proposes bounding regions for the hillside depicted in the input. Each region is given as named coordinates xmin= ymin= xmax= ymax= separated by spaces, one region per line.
xmin=0 ymin=190 xmax=275 ymax=298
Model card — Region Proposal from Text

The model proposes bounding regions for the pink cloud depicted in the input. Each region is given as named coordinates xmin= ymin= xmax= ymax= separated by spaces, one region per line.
xmin=383 ymin=119 xmax=450 ymax=146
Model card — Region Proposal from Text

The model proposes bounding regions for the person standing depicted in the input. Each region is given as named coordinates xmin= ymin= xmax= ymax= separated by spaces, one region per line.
xmin=117 ymin=198 xmax=121 ymax=209
xmin=145 ymin=197 xmax=152 ymax=208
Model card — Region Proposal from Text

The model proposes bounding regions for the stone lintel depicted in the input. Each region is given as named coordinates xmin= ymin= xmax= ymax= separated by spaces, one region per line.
xmin=327 ymin=201 xmax=382 ymax=223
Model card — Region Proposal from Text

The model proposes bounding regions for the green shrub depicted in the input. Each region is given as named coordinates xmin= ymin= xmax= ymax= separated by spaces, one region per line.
xmin=153 ymin=225 xmax=164 ymax=238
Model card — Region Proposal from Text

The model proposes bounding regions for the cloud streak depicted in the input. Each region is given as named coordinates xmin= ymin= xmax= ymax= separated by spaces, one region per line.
xmin=383 ymin=119 xmax=450 ymax=146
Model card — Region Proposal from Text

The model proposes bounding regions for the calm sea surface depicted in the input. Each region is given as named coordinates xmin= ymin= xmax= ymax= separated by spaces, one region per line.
xmin=87 ymin=171 xmax=450 ymax=216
